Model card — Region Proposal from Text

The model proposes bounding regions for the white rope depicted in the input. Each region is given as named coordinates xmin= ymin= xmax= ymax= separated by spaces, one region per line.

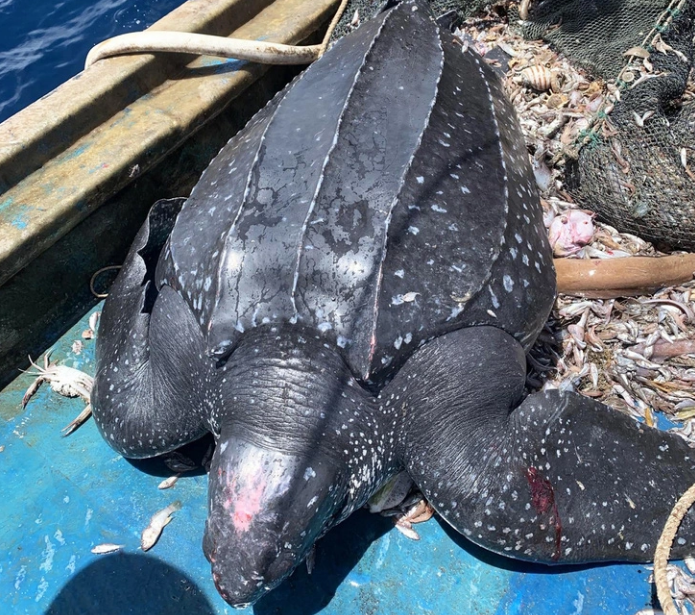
xmin=85 ymin=32 xmax=322 ymax=69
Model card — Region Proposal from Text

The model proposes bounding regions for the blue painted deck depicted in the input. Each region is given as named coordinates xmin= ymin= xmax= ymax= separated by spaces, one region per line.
xmin=1 ymin=306 xmax=659 ymax=614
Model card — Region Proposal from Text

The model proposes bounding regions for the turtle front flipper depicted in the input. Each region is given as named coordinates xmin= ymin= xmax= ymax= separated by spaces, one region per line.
xmin=92 ymin=198 xmax=211 ymax=458
xmin=387 ymin=325 xmax=695 ymax=564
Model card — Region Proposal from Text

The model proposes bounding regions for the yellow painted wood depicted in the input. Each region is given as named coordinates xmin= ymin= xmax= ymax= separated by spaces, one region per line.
xmin=0 ymin=0 xmax=338 ymax=287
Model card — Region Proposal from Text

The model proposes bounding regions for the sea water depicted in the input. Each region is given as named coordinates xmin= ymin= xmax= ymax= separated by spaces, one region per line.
xmin=0 ymin=0 xmax=184 ymax=123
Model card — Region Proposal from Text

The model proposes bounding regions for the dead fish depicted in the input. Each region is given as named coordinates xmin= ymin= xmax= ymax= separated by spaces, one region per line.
xmin=394 ymin=523 xmax=421 ymax=540
xmin=641 ymin=298 xmax=694 ymax=323
xmin=141 ymin=501 xmax=182 ymax=551
xmin=518 ymin=0 xmax=531 ymax=20
xmin=89 ymin=311 xmax=101 ymax=333
xmin=532 ymin=156 xmax=553 ymax=192
xmin=685 ymin=555 xmax=695 ymax=574
xmin=349 ymin=9 xmax=360 ymax=27
xmin=623 ymin=46 xmax=650 ymax=59
xmin=158 ymin=474 xmax=180 ymax=490
xmin=82 ymin=311 xmax=101 ymax=339
xmin=633 ymin=110 xmax=654 ymax=127
xmin=633 ymin=339 xmax=695 ymax=360
xmin=91 ymin=543 xmax=124 ymax=555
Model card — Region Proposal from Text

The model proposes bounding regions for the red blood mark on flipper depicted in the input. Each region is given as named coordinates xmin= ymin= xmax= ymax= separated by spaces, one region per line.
xmin=525 ymin=467 xmax=563 ymax=561
xmin=526 ymin=467 xmax=554 ymax=514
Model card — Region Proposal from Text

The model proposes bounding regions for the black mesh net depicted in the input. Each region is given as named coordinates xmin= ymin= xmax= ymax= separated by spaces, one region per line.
xmin=330 ymin=0 xmax=695 ymax=250
xmin=519 ymin=1 xmax=671 ymax=80
xmin=329 ymin=0 xmax=490 ymax=41
xmin=562 ymin=1 xmax=695 ymax=250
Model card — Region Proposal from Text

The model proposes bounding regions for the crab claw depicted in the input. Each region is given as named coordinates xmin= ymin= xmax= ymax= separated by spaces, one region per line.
xmin=62 ymin=403 xmax=93 ymax=437
xmin=22 ymin=377 xmax=45 ymax=409
xmin=21 ymin=354 xmax=50 ymax=408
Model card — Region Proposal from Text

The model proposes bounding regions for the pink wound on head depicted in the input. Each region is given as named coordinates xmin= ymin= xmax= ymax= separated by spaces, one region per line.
xmin=227 ymin=472 xmax=267 ymax=532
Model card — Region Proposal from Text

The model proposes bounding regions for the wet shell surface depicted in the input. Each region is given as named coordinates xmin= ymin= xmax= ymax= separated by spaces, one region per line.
xmin=155 ymin=4 xmax=555 ymax=386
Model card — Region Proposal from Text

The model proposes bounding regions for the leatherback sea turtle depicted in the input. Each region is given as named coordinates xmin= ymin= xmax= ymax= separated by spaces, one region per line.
xmin=92 ymin=0 xmax=695 ymax=607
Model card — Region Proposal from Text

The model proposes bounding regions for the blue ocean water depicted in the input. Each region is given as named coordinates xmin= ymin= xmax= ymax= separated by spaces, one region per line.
xmin=0 ymin=0 xmax=184 ymax=124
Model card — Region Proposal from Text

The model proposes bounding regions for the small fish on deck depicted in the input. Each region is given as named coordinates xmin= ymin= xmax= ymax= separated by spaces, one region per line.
xmin=82 ymin=311 xmax=101 ymax=340
xmin=91 ymin=543 xmax=124 ymax=555
xmin=141 ymin=501 xmax=182 ymax=551
xmin=158 ymin=474 xmax=180 ymax=490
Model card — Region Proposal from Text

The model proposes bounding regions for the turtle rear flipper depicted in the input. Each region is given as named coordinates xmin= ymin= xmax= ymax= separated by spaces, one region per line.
xmin=389 ymin=325 xmax=695 ymax=564
xmin=92 ymin=198 xmax=210 ymax=458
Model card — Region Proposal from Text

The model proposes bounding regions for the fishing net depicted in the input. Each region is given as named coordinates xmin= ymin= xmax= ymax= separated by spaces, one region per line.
xmin=541 ymin=0 xmax=695 ymax=252
xmin=329 ymin=0 xmax=490 ymax=40
xmin=331 ymin=0 xmax=695 ymax=252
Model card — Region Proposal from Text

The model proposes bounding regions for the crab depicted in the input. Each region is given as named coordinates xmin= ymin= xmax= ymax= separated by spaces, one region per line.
xmin=381 ymin=493 xmax=436 ymax=541
xmin=21 ymin=352 xmax=94 ymax=435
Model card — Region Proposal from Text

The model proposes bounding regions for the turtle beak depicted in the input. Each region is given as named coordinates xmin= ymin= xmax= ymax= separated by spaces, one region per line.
xmin=203 ymin=434 xmax=347 ymax=607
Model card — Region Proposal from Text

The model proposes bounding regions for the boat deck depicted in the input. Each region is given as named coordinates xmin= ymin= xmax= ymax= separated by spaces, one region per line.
xmin=1 ymin=307 xmax=658 ymax=614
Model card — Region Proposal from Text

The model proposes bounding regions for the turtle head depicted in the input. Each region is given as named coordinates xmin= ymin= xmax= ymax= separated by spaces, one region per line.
xmin=202 ymin=327 xmax=385 ymax=607
xmin=203 ymin=437 xmax=348 ymax=606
